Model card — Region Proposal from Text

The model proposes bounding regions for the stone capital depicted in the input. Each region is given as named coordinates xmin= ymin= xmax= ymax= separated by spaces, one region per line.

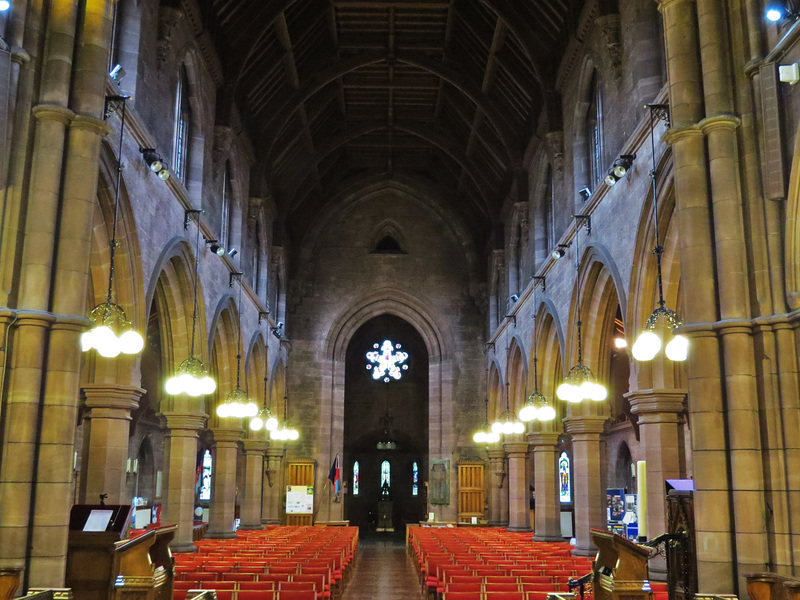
xmin=662 ymin=124 xmax=703 ymax=146
xmin=486 ymin=449 xmax=506 ymax=461
xmin=626 ymin=389 xmax=687 ymax=416
xmin=503 ymin=442 xmax=530 ymax=456
xmin=563 ymin=416 xmax=606 ymax=437
xmin=81 ymin=384 xmax=145 ymax=415
xmin=162 ymin=412 xmax=207 ymax=432
xmin=699 ymin=114 xmax=741 ymax=134
xmin=242 ymin=440 xmax=268 ymax=454
xmin=31 ymin=104 xmax=75 ymax=125
xmin=71 ymin=114 xmax=111 ymax=136
xmin=528 ymin=432 xmax=561 ymax=447
xmin=211 ymin=428 xmax=243 ymax=445
xmin=266 ymin=448 xmax=286 ymax=460
xmin=657 ymin=0 xmax=697 ymax=12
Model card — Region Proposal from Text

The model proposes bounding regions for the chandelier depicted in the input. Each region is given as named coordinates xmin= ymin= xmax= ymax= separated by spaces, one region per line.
xmin=631 ymin=104 xmax=688 ymax=362
xmin=249 ymin=343 xmax=279 ymax=431
xmin=270 ymin=361 xmax=298 ymax=441
xmin=556 ymin=216 xmax=607 ymax=403
xmin=217 ymin=273 xmax=258 ymax=418
xmin=519 ymin=279 xmax=556 ymax=422
xmin=474 ymin=365 xmax=500 ymax=444
xmin=164 ymin=210 xmax=216 ymax=397
xmin=81 ymin=96 xmax=144 ymax=357
xmin=491 ymin=317 xmax=525 ymax=435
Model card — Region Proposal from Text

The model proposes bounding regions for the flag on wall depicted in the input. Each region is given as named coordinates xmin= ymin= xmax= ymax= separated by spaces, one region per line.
xmin=328 ymin=455 xmax=341 ymax=498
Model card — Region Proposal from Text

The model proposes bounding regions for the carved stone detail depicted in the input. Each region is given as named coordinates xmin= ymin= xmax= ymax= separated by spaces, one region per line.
xmin=544 ymin=131 xmax=564 ymax=177
xmin=157 ymin=7 xmax=184 ymax=67
xmin=596 ymin=14 xmax=622 ymax=81
xmin=213 ymin=126 xmax=233 ymax=178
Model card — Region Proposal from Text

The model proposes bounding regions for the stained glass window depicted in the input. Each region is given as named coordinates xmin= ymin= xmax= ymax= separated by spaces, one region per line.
xmin=412 ymin=461 xmax=419 ymax=496
xmin=199 ymin=449 xmax=212 ymax=501
xmin=381 ymin=460 xmax=390 ymax=487
xmin=353 ymin=461 xmax=359 ymax=496
xmin=366 ymin=340 xmax=409 ymax=382
xmin=559 ymin=452 xmax=571 ymax=504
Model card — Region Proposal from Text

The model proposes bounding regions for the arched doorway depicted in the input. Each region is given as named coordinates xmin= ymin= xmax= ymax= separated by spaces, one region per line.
xmin=343 ymin=314 xmax=428 ymax=532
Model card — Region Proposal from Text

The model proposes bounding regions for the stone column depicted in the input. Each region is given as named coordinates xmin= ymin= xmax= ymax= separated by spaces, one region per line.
xmin=80 ymin=384 xmax=145 ymax=504
xmin=486 ymin=449 xmax=508 ymax=527
xmin=627 ymin=390 xmax=686 ymax=578
xmin=239 ymin=440 xmax=266 ymax=530
xmin=162 ymin=413 xmax=205 ymax=553
xmin=564 ymin=416 xmax=606 ymax=556
xmin=530 ymin=433 xmax=562 ymax=541
xmin=262 ymin=448 xmax=285 ymax=525
xmin=206 ymin=429 xmax=241 ymax=539
xmin=505 ymin=442 xmax=532 ymax=532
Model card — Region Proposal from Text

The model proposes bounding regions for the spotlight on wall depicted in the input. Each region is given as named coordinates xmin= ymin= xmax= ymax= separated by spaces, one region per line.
xmin=604 ymin=154 xmax=636 ymax=186
xmin=205 ymin=239 xmax=225 ymax=256
xmin=0 ymin=1 xmax=10 ymax=11
xmin=552 ymin=244 xmax=570 ymax=260
xmin=578 ymin=186 xmax=592 ymax=201
xmin=139 ymin=148 xmax=170 ymax=180
xmin=271 ymin=322 xmax=284 ymax=339
xmin=109 ymin=64 xmax=126 ymax=84
xmin=765 ymin=1 xmax=797 ymax=21
xmin=227 ymin=247 xmax=238 ymax=258
xmin=510 ymin=294 xmax=520 ymax=303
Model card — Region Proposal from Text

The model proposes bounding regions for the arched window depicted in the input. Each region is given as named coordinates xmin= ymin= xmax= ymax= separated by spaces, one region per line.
xmin=352 ymin=461 xmax=359 ymax=495
xmin=252 ymin=220 xmax=262 ymax=293
xmin=199 ymin=449 xmax=212 ymax=501
xmin=173 ymin=65 xmax=191 ymax=182
xmin=412 ymin=461 xmax=419 ymax=496
xmin=221 ymin=162 xmax=233 ymax=247
xmin=586 ymin=70 xmax=603 ymax=187
xmin=381 ymin=460 xmax=391 ymax=487
xmin=558 ymin=452 xmax=571 ymax=504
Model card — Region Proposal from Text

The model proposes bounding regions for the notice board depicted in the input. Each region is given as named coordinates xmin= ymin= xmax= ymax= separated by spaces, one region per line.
xmin=286 ymin=485 xmax=314 ymax=514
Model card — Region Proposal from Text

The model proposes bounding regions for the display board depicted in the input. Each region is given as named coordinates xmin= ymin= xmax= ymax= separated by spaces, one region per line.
xmin=286 ymin=485 xmax=314 ymax=514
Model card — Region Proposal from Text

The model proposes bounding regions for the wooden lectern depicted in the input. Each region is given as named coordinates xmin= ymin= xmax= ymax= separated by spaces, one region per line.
xmin=66 ymin=505 xmax=176 ymax=600
xmin=590 ymin=528 xmax=652 ymax=600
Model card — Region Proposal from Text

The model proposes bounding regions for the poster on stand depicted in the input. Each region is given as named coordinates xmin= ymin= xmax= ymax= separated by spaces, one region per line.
xmin=286 ymin=485 xmax=314 ymax=514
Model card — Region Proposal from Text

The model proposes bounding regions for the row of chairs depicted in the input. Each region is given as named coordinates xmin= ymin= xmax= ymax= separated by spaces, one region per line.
xmin=179 ymin=591 xmax=315 ymax=600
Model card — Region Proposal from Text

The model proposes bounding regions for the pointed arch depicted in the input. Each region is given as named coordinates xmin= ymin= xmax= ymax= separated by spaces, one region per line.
xmin=207 ymin=295 xmax=240 ymax=422
xmin=507 ymin=337 xmax=528 ymax=412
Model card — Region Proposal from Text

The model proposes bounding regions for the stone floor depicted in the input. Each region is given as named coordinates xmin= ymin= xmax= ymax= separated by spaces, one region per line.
xmin=342 ymin=532 xmax=423 ymax=599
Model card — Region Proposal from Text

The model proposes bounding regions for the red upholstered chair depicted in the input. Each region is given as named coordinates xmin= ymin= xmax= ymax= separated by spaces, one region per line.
xmin=292 ymin=574 xmax=329 ymax=599
xmin=259 ymin=574 xmax=292 ymax=584
xmin=239 ymin=582 xmax=276 ymax=592
xmin=485 ymin=583 xmax=522 ymax=593
xmin=203 ymin=581 xmax=237 ymax=590
xmin=484 ymin=592 xmax=525 ymax=600
xmin=445 ymin=582 xmax=482 ymax=594
xmin=525 ymin=591 xmax=551 ymax=600
xmin=189 ymin=573 xmax=218 ymax=582
xmin=213 ymin=590 xmax=234 ymax=600
xmin=173 ymin=582 xmax=196 ymax=592
xmin=222 ymin=574 xmax=256 ymax=582
xmin=277 ymin=591 xmax=317 ymax=600
xmin=238 ymin=591 xmax=276 ymax=600
xmin=270 ymin=565 xmax=300 ymax=575
xmin=278 ymin=582 xmax=316 ymax=593
xmin=443 ymin=592 xmax=482 ymax=600
xmin=484 ymin=576 xmax=519 ymax=585
xmin=522 ymin=583 xmax=558 ymax=592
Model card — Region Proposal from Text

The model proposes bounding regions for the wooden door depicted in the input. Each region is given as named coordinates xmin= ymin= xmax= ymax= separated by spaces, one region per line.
xmin=457 ymin=462 xmax=485 ymax=523
xmin=286 ymin=460 xmax=315 ymax=525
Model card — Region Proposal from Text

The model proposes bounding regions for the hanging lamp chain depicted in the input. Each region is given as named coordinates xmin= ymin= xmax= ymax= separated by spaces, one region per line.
xmin=104 ymin=98 xmax=128 ymax=313
xmin=189 ymin=212 xmax=202 ymax=358
xmin=647 ymin=103 xmax=670 ymax=309
xmin=574 ymin=222 xmax=583 ymax=365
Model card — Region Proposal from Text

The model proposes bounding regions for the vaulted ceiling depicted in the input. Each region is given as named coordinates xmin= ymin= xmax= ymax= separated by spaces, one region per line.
xmin=203 ymin=0 xmax=588 ymax=248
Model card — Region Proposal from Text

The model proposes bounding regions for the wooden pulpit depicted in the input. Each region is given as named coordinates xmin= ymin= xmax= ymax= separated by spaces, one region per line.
xmin=590 ymin=528 xmax=651 ymax=600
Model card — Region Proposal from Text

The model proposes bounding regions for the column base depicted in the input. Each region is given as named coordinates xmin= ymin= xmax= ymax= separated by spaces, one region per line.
xmin=238 ymin=523 xmax=264 ymax=531
xmin=506 ymin=526 xmax=533 ymax=533
xmin=170 ymin=542 xmax=198 ymax=553
xmin=261 ymin=518 xmax=281 ymax=525
xmin=487 ymin=520 xmax=509 ymax=528
xmin=533 ymin=535 xmax=566 ymax=542
xmin=204 ymin=531 xmax=238 ymax=539
xmin=571 ymin=545 xmax=597 ymax=557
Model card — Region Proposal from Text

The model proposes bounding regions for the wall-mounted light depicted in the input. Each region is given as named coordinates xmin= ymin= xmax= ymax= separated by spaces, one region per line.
xmin=578 ymin=187 xmax=592 ymax=202
xmin=0 ymin=1 xmax=11 ymax=11
xmin=509 ymin=294 xmax=520 ymax=303
xmin=552 ymin=244 xmax=570 ymax=260
xmin=604 ymin=154 xmax=636 ymax=186
xmin=271 ymin=322 xmax=284 ymax=339
xmin=227 ymin=247 xmax=238 ymax=258
xmin=205 ymin=239 xmax=224 ymax=256
xmin=766 ymin=1 xmax=799 ymax=21
xmin=109 ymin=64 xmax=126 ymax=85
xmin=140 ymin=148 xmax=170 ymax=180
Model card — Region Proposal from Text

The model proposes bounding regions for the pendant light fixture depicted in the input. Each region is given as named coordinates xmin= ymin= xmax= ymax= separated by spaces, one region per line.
xmin=81 ymin=96 xmax=145 ymax=357
xmin=473 ymin=364 xmax=501 ymax=444
xmin=249 ymin=333 xmax=279 ymax=431
xmin=164 ymin=210 xmax=216 ymax=397
xmin=491 ymin=317 xmax=525 ymax=435
xmin=556 ymin=216 xmax=608 ymax=403
xmin=217 ymin=274 xmax=258 ymax=418
xmin=632 ymin=104 xmax=688 ymax=362
xmin=270 ymin=361 xmax=299 ymax=441
xmin=519 ymin=279 xmax=556 ymax=422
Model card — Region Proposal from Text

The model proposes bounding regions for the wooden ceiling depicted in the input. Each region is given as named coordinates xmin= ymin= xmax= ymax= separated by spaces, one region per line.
xmin=203 ymin=0 xmax=586 ymax=246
